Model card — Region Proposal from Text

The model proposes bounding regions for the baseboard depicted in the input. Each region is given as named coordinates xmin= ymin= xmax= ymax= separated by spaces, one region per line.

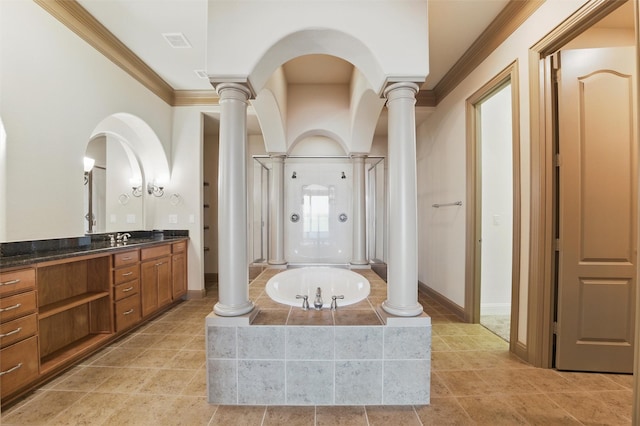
xmin=418 ymin=281 xmax=466 ymax=322
xmin=186 ymin=289 xmax=206 ymax=299
xmin=514 ymin=340 xmax=528 ymax=363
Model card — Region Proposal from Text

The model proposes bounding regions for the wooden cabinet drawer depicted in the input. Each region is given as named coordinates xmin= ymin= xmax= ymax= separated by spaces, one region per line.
xmin=114 ymin=279 xmax=140 ymax=302
xmin=0 ymin=313 xmax=37 ymax=349
xmin=0 ymin=291 xmax=37 ymax=323
xmin=172 ymin=241 xmax=186 ymax=253
xmin=141 ymin=244 xmax=171 ymax=261
xmin=0 ymin=269 xmax=36 ymax=297
xmin=113 ymin=265 xmax=139 ymax=285
xmin=0 ymin=336 xmax=39 ymax=398
xmin=115 ymin=294 xmax=141 ymax=332
xmin=114 ymin=250 xmax=139 ymax=268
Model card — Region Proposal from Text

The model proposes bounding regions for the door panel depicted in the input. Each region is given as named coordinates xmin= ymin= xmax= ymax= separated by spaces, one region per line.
xmin=556 ymin=47 xmax=637 ymax=373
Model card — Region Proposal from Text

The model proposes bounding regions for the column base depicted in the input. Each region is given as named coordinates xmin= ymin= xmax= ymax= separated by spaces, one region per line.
xmin=213 ymin=300 xmax=255 ymax=317
xmin=381 ymin=300 xmax=424 ymax=317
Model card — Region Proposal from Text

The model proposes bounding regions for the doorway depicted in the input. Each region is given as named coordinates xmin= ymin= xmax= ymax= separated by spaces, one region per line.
xmin=466 ymin=62 xmax=521 ymax=349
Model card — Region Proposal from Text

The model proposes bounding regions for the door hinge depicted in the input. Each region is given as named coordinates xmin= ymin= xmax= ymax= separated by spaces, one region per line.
xmin=554 ymin=154 xmax=561 ymax=167
xmin=553 ymin=321 xmax=558 ymax=334
xmin=555 ymin=238 xmax=561 ymax=251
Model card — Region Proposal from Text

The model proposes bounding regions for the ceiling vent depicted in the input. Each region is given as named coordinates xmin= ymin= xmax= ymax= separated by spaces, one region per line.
xmin=194 ymin=70 xmax=208 ymax=79
xmin=162 ymin=32 xmax=191 ymax=48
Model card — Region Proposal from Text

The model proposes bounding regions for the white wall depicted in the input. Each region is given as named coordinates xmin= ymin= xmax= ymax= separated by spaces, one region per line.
xmin=416 ymin=0 xmax=592 ymax=345
xmin=0 ymin=0 xmax=173 ymax=242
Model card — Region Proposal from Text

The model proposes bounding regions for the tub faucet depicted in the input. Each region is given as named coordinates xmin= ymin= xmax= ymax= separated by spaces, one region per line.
xmin=116 ymin=233 xmax=131 ymax=244
xmin=314 ymin=287 xmax=323 ymax=310
xmin=296 ymin=295 xmax=309 ymax=310
xmin=330 ymin=295 xmax=345 ymax=311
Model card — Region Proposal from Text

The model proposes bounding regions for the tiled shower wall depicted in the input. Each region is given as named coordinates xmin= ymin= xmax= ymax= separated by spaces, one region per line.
xmin=206 ymin=320 xmax=431 ymax=405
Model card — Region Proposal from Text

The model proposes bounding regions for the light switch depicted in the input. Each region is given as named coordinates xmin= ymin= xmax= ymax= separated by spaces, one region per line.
xmin=169 ymin=214 xmax=178 ymax=224
xmin=110 ymin=214 xmax=117 ymax=223
xmin=126 ymin=214 xmax=136 ymax=224
xmin=189 ymin=214 xmax=195 ymax=223
xmin=493 ymin=214 xmax=501 ymax=226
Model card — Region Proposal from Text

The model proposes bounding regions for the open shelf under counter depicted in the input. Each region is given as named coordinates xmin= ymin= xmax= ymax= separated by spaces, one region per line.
xmin=38 ymin=291 xmax=111 ymax=320
xmin=39 ymin=333 xmax=113 ymax=375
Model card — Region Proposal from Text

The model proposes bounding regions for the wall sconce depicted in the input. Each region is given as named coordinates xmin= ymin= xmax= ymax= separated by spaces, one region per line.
xmin=341 ymin=171 xmax=346 ymax=179
xmin=147 ymin=181 xmax=164 ymax=197
xmin=291 ymin=171 xmax=297 ymax=179
xmin=83 ymin=157 xmax=95 ymax=185
xmin=130 ymin=177 xmax=143 ymax=197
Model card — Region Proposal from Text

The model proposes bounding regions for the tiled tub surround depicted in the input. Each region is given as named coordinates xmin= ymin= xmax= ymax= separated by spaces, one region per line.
xmin=206 ymin=269 xmax=431 ymax=406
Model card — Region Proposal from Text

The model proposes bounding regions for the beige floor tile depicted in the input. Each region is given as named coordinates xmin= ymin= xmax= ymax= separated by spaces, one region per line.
xmin=588 ymin=390 xmax=633 ymax=419
xmin=557 ymin=371 xmax=628 ymax=391
xmin=47 ymin=392 xmax=129 ymax=426
xmin=52 ymin=366 xmax=117 ymax=391
xmin=430 ymin=336 xmax=452 ymax=352
xmin=550 ymin=391 xmax=632 ymax=425
xmin=129 ymin=348 xmax=178 ymax=368
xmin=440 ymin=335 xmax=482 ymax=351
xmin=166 ymin=350 xmax=206 ymax=369
xmin=437 ymin=370 xmax=496 ymax=397
xmin=518 ymin=369 xmax=581 ymax=393
xmin=118 ymin=332 xmax=164 ymax=348
xmin=185 ymin=334 xmax=206 ymax=350
xmin=315 ymin=406 xmax=367 ymax=426
xmin=140 ymin=321 xmax=179 ymax=334
xmin=457 ymin=396 xmax=528 ymax=425
xmin=181 ymin=366 xmax=208 ymax=396
xmin=0 ymin=391 xmax=86 ymax=425
xmin=475 ymin=368 xmax=540 ymax=394
xmin=89 ymin=346 xmax=143 ymax=367
xmin=414 ymin=397 xmax=474 ymax=425
xmin=209 ymin=405 xmax=266 ymax=426
xmin=156 ymin=396 xmax=217 ymax=426
xmin=93 ymin=367 xmax=152 ymax=393
xmin=262 ymin=406 xmax=315 ymax=426
xmin=150 ymin=333 xmax=196 ymax=350
xmin=430 ymin=372 xmax=453 ymax=398
xmin=505 ymin=393 xmax=582 ymax=425
xmin=605 ymin=373 xmax=634 ymax=389
xmin=365 ymin=405 xmax=421 ymax=426
xmin=102 ymin=394 xmax=175 ymax=426
xmin=431 ymin=351 xmax=469 ymax=371
xmin=138 ymin=368 xmax=198 ymax=395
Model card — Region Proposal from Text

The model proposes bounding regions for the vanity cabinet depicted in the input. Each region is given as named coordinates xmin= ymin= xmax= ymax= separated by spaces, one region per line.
xmin=0 ymin=268 xmax=39 ymax=399
xmin=172 ymin=241 xmax=187 ymax=299
xmin=140 ymin=245 xmax=172 ymax=318
xmin=113 ymin=250 xmax=141 ymax=332
xmin=37 ymin=255 xmax=113 ymax=374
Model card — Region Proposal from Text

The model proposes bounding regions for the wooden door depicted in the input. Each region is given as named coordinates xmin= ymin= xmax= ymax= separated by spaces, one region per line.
xmin=556 ymin=47 xmax=637 ymax=372
xmin=156 ymin=257 xmax=172 ymax=308
xmin=140 ymin=260 xmax=159 ymax=317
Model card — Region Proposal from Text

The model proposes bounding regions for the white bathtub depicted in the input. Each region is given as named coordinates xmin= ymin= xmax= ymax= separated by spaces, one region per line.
xmin=265 ymin=267 xmax=370 ymax=308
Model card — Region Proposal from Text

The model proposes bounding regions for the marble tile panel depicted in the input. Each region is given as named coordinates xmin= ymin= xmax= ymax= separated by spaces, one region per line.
xmin=237 ymin=360 xmax=285 ymax=404
xmin=207 ymin=359 xmax=237 ymax=404
xmin=335 ymin=327 xmax=383 ymax=359
xmin=286 ymin=326 xmax=334 ymax=360
xmin=237 ymin=326 xmax=285 ymax=359
xmin=383 ymin=360 xmax=430 ymax=405
xmin=383 ymin=326 xmax=431 ymax=359
xmin=207 ymin=326 xmax=237 ymax=359
xmin=286 ymin=361 xmax=334 ymax=405
xmin=334 ymin=360 xmax=382 ymax=405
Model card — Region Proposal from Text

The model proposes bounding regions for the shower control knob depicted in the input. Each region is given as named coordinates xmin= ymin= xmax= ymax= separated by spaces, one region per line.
xmin=338 ymin=213 xmax=348 ymax=223
xmin=290 ymin=213 xmax=300 ymax=223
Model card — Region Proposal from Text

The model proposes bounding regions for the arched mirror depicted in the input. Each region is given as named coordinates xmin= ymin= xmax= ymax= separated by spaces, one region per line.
xmin=84 ymin=135 xmax=144 ymax=233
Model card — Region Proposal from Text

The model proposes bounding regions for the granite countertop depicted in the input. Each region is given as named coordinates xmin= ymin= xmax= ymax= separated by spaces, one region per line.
xmin=0 ymin=230 xmax=189 ymax=270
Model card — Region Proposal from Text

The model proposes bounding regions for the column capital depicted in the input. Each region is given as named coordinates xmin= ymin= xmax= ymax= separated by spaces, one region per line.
xmin=350 ymin=153 xmax=368 ymax=160
xmin=383 ymin=82 xmax=420 ymax=100
xmin=269 ymin=153 xmax=287 ymax=160
xmin=214 ymin=82 xmax=253 ymax=102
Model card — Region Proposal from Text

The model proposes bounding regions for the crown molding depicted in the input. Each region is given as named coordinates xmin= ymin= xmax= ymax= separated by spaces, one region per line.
xmin=174 ymin=90 xmax=219 ymax=106
xmin=432 ymin=0 xmax=545 ymax=104
xmin=34 ymin=0 xmax=175 ymax=105
xmin=416 ymin=89 xmax=436 ymax=107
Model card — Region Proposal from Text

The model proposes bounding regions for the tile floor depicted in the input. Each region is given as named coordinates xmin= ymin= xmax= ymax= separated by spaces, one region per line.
xmin=0 ymin=270 xmax=634 ymax=425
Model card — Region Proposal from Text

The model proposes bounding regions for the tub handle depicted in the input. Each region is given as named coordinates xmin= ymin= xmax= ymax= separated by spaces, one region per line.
xmin=331 ymin=295 xmax=345 ymax=311
xmin=295 ymin=295 xmax=309 ymax=310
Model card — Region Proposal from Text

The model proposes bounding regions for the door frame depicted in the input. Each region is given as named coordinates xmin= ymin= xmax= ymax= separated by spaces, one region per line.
xmin=527 ymin=0 xmax=631 ymax=368
xmin=465 ymin=61 xmax=522 ymax=354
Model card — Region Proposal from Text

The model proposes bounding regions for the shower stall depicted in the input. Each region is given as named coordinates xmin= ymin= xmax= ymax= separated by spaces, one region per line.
xmin=250 ymin=156 xmax=387 ymax=266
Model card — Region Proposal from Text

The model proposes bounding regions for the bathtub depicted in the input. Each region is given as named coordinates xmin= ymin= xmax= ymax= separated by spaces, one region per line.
xmin=265 ymin=267 xmax=370 ymax=308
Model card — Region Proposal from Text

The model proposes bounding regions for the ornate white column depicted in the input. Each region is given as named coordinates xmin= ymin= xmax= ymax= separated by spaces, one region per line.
xmin=351 ymin=154 xmax=368 ymax=265
xmin=382 ymin=82 xmax=423 ymax=317
xmin=214 ymin=83 xmax=254 ymax=317
xmin=269 ymin=154 xmax=287 ymax=265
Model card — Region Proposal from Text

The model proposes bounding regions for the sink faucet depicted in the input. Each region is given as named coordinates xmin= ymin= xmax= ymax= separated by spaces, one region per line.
xmin=116 ymin=233 xmax=132 ymax=243
xmin=296 ymin=295 xmax=309 ymax=310
xmin=330 ymin=295 xmax=345 ymax=311
xmin=314 ymin=287 xmax=323 ymax=310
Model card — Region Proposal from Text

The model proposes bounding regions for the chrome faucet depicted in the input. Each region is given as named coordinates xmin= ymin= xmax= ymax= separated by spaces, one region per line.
xmin=296 ymin=295 xmax=309 ymax=310
xmin=330 ymin=295 xmax=345 ymax=311
xmin=116 ymin=233 xmax=132 ymax=244
xmin=314 ymin=287 xmax=323 ymax=310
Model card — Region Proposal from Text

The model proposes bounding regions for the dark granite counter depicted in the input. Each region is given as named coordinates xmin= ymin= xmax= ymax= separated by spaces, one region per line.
xmin=0 ymin=230 xmax=189 ymax=270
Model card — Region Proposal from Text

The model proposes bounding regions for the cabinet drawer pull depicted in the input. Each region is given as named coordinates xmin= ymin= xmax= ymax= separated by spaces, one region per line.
xmin=123 ymin=309 xmax=134 ymax=315
xmin=0 ymin=327 xmax=22 ymax=338
xmin=122 ymin=272 xmax=133 ymax=277
xmin=122 ymin=286 xmax=134 ymax=293
xmin=0 ymin=279 xmax=20 ymax=286
xmin=0 ymin=363 xmax=22 ymax=377
xmin=122 ymin=256 xmax=132 ymax=261
xmin=155 ymin=262 xmax=164 ymax=266
xmin=0 ymin=303 xmax=21 ymax=313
